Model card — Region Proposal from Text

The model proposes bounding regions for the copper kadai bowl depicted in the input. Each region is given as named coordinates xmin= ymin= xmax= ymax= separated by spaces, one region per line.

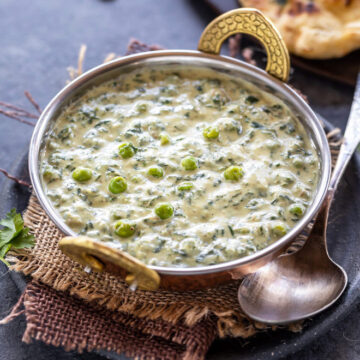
xmin=28 ymin=9 xmax=331 ymax=291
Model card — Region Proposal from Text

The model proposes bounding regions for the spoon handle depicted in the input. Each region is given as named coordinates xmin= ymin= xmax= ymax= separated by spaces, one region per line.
xmin=304 ymin=72 xmax=360 ymax=250
xmin=329 ymin=71 xmax=360 ymax=192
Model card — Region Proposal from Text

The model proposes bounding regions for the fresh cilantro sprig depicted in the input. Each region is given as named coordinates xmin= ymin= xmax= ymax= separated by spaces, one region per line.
xmin=0 ymin=209 xmax=35 ymax=266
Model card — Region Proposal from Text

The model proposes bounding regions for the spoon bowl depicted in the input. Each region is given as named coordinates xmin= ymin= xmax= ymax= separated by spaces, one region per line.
xmin=239 ymin=196 xmax=348 ymax=324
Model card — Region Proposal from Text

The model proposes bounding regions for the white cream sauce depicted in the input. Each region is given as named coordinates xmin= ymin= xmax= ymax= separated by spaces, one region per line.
xmin=41 ymin=65 xmax=319 ymax=267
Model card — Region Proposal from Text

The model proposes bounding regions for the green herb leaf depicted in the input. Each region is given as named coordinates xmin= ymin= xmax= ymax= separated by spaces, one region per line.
xmin=0 ymin=209 xmax=24 ymax=247
xmin=228 ymin=225 xmax=235 ymax=237
xmin=0 ymin=244 xmax=11 ymax=266
xmin=0 ymin=209 xmax=35 ymax=266
xmin=11 ymin=228 xmax=35 ymax=249
xmin=251 ymin=121 xmax=264 ymax=129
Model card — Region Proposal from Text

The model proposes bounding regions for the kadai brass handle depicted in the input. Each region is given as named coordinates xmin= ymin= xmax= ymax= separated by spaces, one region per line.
xmin=59 ymin=236 xmax=161 ymax=291
xmin=198 ymin=8 xmax=290 ymax=82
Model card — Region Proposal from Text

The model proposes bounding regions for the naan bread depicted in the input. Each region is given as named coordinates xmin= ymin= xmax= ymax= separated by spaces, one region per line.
xmin=239 ymin=0 xmax=360 ymax=59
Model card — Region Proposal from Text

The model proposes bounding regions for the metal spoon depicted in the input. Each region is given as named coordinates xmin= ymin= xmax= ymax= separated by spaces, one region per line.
xmin=238 ymin=72 xmax=360 ymax=324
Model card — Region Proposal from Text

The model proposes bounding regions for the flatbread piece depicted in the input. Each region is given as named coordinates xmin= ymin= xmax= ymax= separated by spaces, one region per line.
xmin=239 ymin=0 xmax=360 ymax=59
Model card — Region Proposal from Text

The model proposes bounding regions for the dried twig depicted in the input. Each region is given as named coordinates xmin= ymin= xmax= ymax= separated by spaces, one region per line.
xmin=24 ymin=91 xmax=42 ymax=114
xmin=103 ymin=52 xmax=117 ymax=63
xmin=67 ymin=44 xmax=87 ymax=81
xmin=242 ymin=47 xmax=256 ymax=66
xmin=0 ymin=101 xmax=38 ymax=119
xmin=0 ymin=109 xmax=35 ymax=126
xmin=228 ymin=34 xmax=258 ymax=67
xmin=229 ymin=34 xmax=242 ymax=58
xmin=126 ymin=38 xmax=163 ymax=55
xmin=288 ymin=85 xmax=308 ymax=103
xmin=326 ymin=128 xmax=341 ymax=139
xmin=66 ymin=66 xmax=77 ymax=81
xmin=0 ymin=92 xmax=40 ymax=188
xmin=0 ymin=168 xmax=32 ymax=188
xmin=77 ymin=44 xmax=87 ymax=76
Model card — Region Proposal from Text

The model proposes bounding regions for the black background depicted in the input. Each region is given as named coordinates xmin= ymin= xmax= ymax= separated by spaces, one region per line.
xmin=0 ymin=1 xmax=359 ymax=359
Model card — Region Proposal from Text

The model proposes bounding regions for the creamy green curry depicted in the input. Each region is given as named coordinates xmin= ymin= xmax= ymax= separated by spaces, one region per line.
xmin=41 ymin=65 xmax=319 ymax=268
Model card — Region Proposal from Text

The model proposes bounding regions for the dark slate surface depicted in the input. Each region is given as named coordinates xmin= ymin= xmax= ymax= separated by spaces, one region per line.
xmin=0 ymin=0 xmax=358 ymax=359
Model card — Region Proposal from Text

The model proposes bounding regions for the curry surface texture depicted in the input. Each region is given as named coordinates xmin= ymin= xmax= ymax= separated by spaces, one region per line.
xmin=41 ymin=65 xmax=320 ymax=268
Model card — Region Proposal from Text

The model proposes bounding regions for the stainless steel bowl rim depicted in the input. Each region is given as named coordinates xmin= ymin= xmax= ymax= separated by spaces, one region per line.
xmin=29 ymin=50 xmax=331 ymax=276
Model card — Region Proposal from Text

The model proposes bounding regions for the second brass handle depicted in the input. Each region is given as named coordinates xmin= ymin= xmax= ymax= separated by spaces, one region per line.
xmin=198 ymin=8 xmax=290 ymax=82
xmin=59 ymin=236 xmax=161 ymax=291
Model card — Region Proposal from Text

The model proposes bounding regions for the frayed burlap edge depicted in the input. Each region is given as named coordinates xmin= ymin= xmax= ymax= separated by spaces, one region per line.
xmin=2 ymin=281 xmax=216 ymax=360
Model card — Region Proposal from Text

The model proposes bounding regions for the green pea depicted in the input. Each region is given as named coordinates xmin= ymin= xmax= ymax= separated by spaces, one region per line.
xmin=147 ymin=166 xmax=164 ymax=178
xmin=155 ymin=202 xmax=174 ymax=220
xmin=108 ymin=176 xmax=127 ymax=194
xmin=136 ymin=103 xmax=147 ymax=113
xmin=43 ymin=169 xmax=52 ymax=177
xmin=223 ymin=166 xmax=244 ymax=181
xmin=118 ymin=142 xmax=136 ymax=159
xmin=272 ymin=223 xmax=287 ymax=237
xmin=160 ymin=132 xmax=170 ymax=145
xmin=43 ymin=168 xmax=58 ymax=181
xmin=114 ymin=220 xmax=136 ymax=238
xmin=292 ymin=157 xmax=305 ymax=168
xmin=181 ymin=156 xmax=198 ymax=171
xmin=72 ymin=167 xmax=92 ymax=182
xmin=177 ymin=182 xmax=193 ymax=191
xmin=238 ymin=227 xmax=250 ymax=234
xmin=289 ymin=204 xmax=304 ymax=217
xmin=203 ymin=126 xmax=219 ymax=139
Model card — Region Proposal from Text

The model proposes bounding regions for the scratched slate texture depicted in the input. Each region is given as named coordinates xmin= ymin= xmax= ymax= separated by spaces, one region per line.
xmin=0 ymin=1 xmax=358 ymax=360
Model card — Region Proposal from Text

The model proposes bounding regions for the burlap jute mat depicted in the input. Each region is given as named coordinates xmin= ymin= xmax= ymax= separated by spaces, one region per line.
xmin=16 ymin=281 xmax=218 ymax=359
xmin=0 ymin=40 xmax=342 ymax=359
